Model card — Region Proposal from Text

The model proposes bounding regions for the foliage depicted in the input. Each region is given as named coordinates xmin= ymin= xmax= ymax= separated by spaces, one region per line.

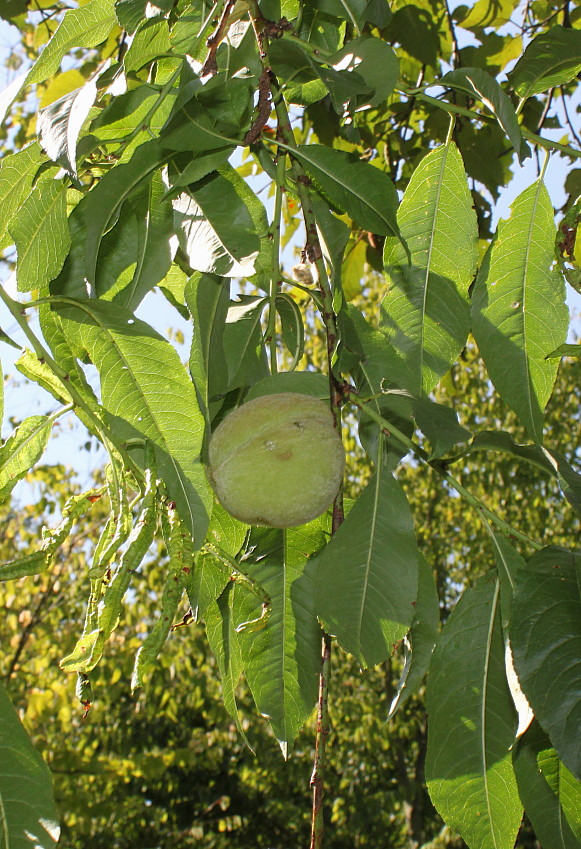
xmin=1 ymin=0 xmax=581 ymax=847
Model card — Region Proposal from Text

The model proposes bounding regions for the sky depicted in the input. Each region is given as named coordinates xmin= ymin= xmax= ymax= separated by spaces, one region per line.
xmin=0 ymin=5 xmax=580 ymax=485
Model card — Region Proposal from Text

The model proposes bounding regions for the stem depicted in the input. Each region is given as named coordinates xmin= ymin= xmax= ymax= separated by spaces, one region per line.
xmin=244 ymin=7 xmax=344 ymax=846
xmin=0 ymin=288 xmax=143 ymax=481
xmin=398 ymin=87 xmax=581 ymax=159
xmin=310 ymin=633 xmax=332 ymax=849
xmin=350 ymin=394 xmax=543 ymax=551
xmin=266 ymin=154 xmax=286 ymax=375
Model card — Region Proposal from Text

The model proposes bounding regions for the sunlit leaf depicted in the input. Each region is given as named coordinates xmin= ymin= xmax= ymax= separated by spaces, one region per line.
xmin=316 ymin=465 xmax=418 ymax=668
xmin=472 ymin=180 xmax=569 ymax=442
xmin=0 ymin=415 xmax=53 ymax=503
xmin=37 ymin=78 xmax=98 ymax=176
xmin=426 ymin=575 xmax=523 ymax=849
xmin=509 ymin=26 xmax=581 ymax=100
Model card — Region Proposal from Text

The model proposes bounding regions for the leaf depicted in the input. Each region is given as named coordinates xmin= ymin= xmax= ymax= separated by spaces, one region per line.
xmin=329 ymin=36 xmax=399 ymax=110
xmin=411 ymin=396 xmax=472 ymax=458
xmin=0 ymin=415 xmax=53 ymax=503
xmin=315 ymin=465 xmax=419 ymax=668
xmin=112 ymin=172 xmax=174 ymax=310
xmin=426 ymin=575 xmax=523 ymax=849
xmin=510 ymin=547 xmax=581 ymax=782
xmin=57 ymin=299 xmax=212 ymax=545
xmin=0 ymin=69 xmax=27 ymax=126
xmin=222 ymin=295 xmax=269 ymax=391
xmin=276 ymin=293 xmax=305 ymax=370
xmin=236 ymin=523 xmax=325 ymax=755
xmin=37 ymin=78 xmax=98 ymax=176
xmin=204 ymin=582 xmax=249 ymax=745
xmin=460 ymin=0 xmax=518 ymax=29
xmin=547 ymin=344 xmax=581 ymax=359
xmin=10 ymin=179 xmax=71 ymax=293
xmin=472 ymin=180 xmax=569 ymax=443
xmin=508 ymin=26 xmax=581 ymax=100
xmin=83 ymin=140 xmax=168 ymax=289
xmin=185 ymin=273 xmax=230 ymax=416
xmin=381 ymin=143 xmax=476 ymax=395
xmin=514 ymin=722 xmax=581 ymax=849
xmin=388 ymin=553 xmax=439 ymax=719
xmin=123 ymin=18 xmax=170 ymax=73
xmin=0 ymin=143 xmax=47 ymax=253
xmin=0 ymin=680 xmax=60 ymax=847
xmin=26 ymin=0 xmax=117 ymax=86
xmin=293 ymin=144 xmax=404 ymax=244
xmin=442 ymin=67 xmax=529 ymax=162
xmin=174 ymin=166 xmax=266 ymax=279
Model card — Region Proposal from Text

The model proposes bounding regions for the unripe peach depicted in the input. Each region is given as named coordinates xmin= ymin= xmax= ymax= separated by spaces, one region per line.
xmin=208 ymin=393 xmax=345 ymax=528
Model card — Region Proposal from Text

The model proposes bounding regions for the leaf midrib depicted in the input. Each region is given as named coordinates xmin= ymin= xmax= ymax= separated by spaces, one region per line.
xmin=481 ymin=580 xmax=501 ymax=848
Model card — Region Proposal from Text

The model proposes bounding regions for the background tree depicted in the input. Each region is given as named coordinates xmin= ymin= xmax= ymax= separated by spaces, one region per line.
xmin=1 ymin=0 xmax=581 ymax=848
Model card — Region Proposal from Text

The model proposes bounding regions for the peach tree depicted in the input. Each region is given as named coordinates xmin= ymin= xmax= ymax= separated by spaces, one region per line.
xmin=0 ymin=0 xmax=580 ymax=846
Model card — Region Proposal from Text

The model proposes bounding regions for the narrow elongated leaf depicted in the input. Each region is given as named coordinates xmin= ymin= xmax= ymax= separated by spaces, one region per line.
xmin=37 ymin=78 xmax=98 ymax=176
xmin=174 ymin=166 xmax=266 ymax=279
xmin=442 ymin=67 xmax=529 ymax=162
xmin=509 ymin=26 xmax=581 ymax=100
xmin=381 ymin=143 xmax=476 ymax=395
xmin=112 ymin=172 xmax=174 ymax=310
xmin=330 ymin=36 xmax=398 ymax=110
xmin=123 ymin=18 xmax=170 ymax=73
xmin=388 ymin=553 xmax=439 ymax=718
xmin=236 ymin=524 xmax=324 ymax=755
xmin=57 ymin=299 xmax=212 ymax=545
xmin=83 ymin=140 xmax=168 ymax=289
xmin=293 ymin=144 xmax=403 ymax=243
xmin=0 ymin=69 xmax=27 ymax=126
xmin=426 ymin=576 xmax=523 ymax=849
xmin=223 ymin=295 xmax=269 ymax=391
xmin=276 ymin=293 xmax=305 ymax=370
xmin=514 ymin=722 xmax=581 ymax=849
xmin=10 ymin=180 xmax=70 ymax=293
xmin=0 ymin=680 xmax=60 ymax=847
xmin=0 ymin=143 xmax=47 ymax=252
xmin=510 ymin=547 xmax=581 ymax=781
xmin=26 ymin=0 xmax=116 ymax=85
xmin=472 ymin=180 xmax=569 ymax=442
xmin=316 ymin=466 xmax=419 ymax=668
xmin=185 ymin=273 xmax=229 ymax=417
xmin=0 ymin=415 xmax=53 ymax=503
xmin=204 ymin=582 xmax=249 ymax=745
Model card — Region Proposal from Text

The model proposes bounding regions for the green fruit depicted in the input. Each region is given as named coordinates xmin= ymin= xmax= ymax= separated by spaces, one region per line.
xmin=208 ymin=392 xmax=345 ymax=528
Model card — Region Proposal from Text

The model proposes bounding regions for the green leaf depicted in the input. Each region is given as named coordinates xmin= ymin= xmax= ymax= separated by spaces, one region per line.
xmin=382 ymin=143 xmax=476 ymax=395
xmin=315 ymin=465 xmax=419 ymax=668
xmin=508 ymin=26 xmax=581 ymax=100
xmin=57 ymin=298 xmax=212 ymax=545
xmin=546 ymin=344 xmax=581 ymax=359
xmin=0 ymin=415 xmax=53 ymax=503
xmin=123 ymin=18 xmax=170 ymax=73
xmin=16 ymin=349 xmax=72 ymax=405
xmin=204 ymin=582 xmax=249 ymax=745
xmin=293 ymin=144 xmax=404 ymax=244
xmin=160 ymin=74 xmax=253 ymax=153
xmin=90 ymin=85 xmax=177 ymax=148
xmin=26 ymin=0 xmax=117 ymax=86
xmin=426 ymin=575 xmax=523 ymax=849
xmin=411 ymin=395 xmax=472 ymax=458
xmin=442 ymin=67 xmax=529 ymax=162
xmin=174 ymin=166 xmax=266 ymax=279
xmin=10 ymin=180 xmax=71 ymax=293
xmin=236 ymin=523 xmax=325 ymax=755
xmin=472 ymin=180 xmax=569 ymax=443
xmin=112 ymin=172 xmax=174 ymax=310
xmin=514 ymin=722 xmax=581 ymax=849
xmin=37 ymin=78 xmax=98 ymax=176
xmin=460 ymin=0 xmax=518 ymax=29
xmin=0 ymin=680 xmax=60 ymax=847
xmin=329 ymin=36 xmax=399 ymax=110
xmin=83 ymin=140 xmax=168 ymax=290
xmin=276 ymin=293 xmax=305 ymax=370
xmin=510 ymin=547 xmax=581 ymax=782
xmin=222 ymin=295 xmax=269 ymax=392
xmin=185 ymin=273 xmax=230 ymax=417
xmin=0 ymin=143 xmax=47 ymax=253
xmin=388 ymin=553 xmax=439 ymax=719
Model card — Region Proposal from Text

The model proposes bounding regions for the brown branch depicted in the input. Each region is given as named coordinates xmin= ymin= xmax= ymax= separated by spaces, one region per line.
xmin=243 ymin=68 xmax=273 ymax=146
xmin=201 ymin=0 xmax=237 ymax=76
